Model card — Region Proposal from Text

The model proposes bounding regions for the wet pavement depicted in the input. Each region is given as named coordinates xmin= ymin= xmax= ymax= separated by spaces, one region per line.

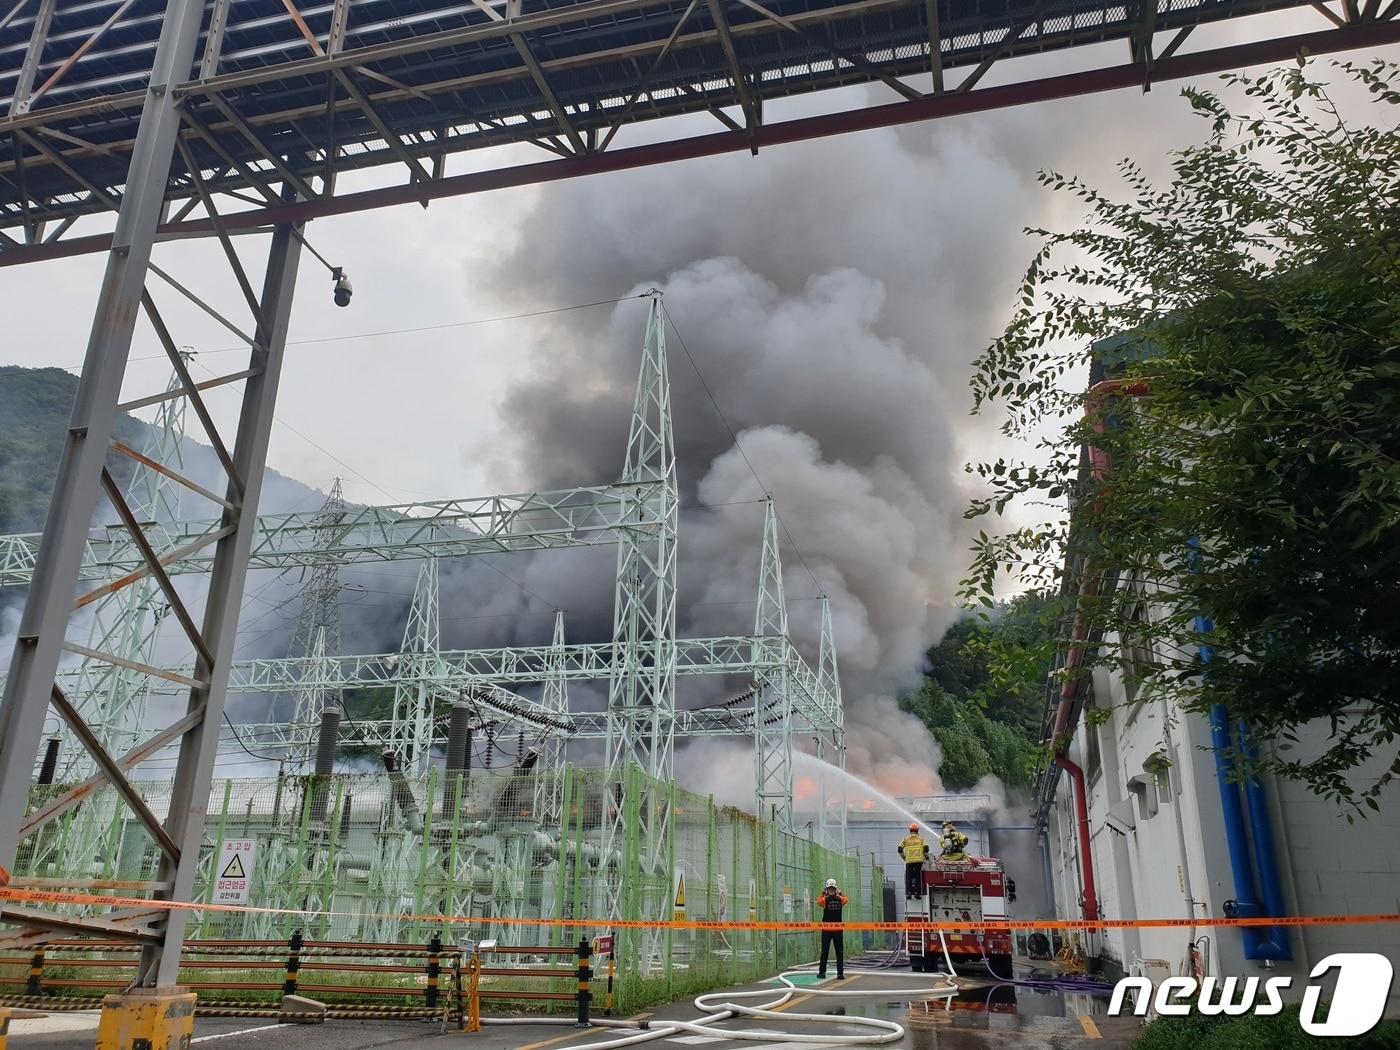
xmin=6 ymin=961 xmax=1142 ymax=1049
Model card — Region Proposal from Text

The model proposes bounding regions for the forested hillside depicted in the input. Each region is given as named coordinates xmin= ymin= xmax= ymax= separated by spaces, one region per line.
xmin=0 ymin=366 xmax=149 ymax=534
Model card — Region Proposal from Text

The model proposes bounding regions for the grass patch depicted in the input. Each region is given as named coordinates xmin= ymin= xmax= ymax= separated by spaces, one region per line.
xmin=1133 ymin=1005 xmax=1400 ymax=1050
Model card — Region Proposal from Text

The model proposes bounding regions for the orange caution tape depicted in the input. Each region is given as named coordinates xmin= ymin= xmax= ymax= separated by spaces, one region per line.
xmin=0 ymin=885 xmax=1395 ymax=934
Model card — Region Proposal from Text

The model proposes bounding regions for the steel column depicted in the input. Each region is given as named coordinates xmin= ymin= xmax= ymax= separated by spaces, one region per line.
xmin=140 ymin=212 xmax=305 ymax=986
xmin=0 ymin=0 xmax=206 ymax=875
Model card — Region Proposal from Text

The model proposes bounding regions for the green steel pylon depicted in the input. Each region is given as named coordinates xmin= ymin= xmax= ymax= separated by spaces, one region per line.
xmin=602 ymin=290 xmax=679 ymax=941
xmin=752 ymin=498 xmax=793 ymax=832
xmin=816 ymin=597 xmax=847 ymax=852
xmin=390 ymin=558 xmax=445 ymax=772
xmin=286 ymin=478 xmax=347 ymax=765
xmin=533 ymin=610 xmax=569 ymax=826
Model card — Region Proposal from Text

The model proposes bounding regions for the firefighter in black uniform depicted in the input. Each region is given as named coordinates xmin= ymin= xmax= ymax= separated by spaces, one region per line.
xmin=817 ymin=878 xmax=847 ymax=980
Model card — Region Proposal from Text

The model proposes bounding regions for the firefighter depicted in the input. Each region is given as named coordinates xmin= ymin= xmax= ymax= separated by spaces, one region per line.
xmin=940 ymin=821 xmax=970 ymax=862
xmin=817 ymin=878 xmax=847 ymax=980
xmin=897 ymin=822 xmax=928 ymax=899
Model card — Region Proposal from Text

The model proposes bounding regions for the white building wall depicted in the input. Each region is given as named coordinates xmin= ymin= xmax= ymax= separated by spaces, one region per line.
xmin=1045 ymin=659 xmax=1400 ymax=1013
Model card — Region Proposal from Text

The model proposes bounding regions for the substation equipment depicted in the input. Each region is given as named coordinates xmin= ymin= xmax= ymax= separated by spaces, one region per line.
xmin=0 ymin=0 xmax=1394 ymax=997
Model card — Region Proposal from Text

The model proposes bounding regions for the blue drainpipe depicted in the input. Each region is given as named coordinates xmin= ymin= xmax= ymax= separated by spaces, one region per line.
xmin=1196 ymin=612 xmax=1291 ymax=961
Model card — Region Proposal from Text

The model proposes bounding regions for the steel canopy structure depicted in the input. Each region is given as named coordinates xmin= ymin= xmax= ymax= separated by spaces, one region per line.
xmin=0 ymin=0 xmax=1395 ymax=994
xmin=1 ymin=0 xmax=1397 ymax=255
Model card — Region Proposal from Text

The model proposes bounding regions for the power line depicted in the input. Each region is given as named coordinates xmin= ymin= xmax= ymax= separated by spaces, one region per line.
xmin=660 ymin=302 xmax=827 ymax=599
xmin=57 ymin=293 xmax=649 ymax=371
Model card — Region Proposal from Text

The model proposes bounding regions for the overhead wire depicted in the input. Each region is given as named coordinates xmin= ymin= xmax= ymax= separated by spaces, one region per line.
xmin=58 ymin=294 xmax=649 ymax=371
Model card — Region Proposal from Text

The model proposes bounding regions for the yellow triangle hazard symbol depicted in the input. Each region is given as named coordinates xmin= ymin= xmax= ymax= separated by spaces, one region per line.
xmin=220 ymin=854 xmax=246 ymax=879
xmin=674 ymin=874 xmax=686 ymax=909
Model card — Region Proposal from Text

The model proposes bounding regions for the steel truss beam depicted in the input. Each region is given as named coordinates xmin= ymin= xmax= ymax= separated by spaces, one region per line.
xmin=0 ymin=481 xmax=669 ymax=588
xmin=3 ymin=19 xmax=1396 ymax=267
xmin=37 ymin=632 xmax=842 ymax=733
xmin=2 ymin=0 xmax=1393 ymax=252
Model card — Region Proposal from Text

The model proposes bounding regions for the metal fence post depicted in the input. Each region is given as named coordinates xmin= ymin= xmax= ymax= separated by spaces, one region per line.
xmin=25 ymin=947 xmax=44 ymax=996
xmin=426 ymin=933 xmax=442 ymax=1010
xmin=575 ymin=937 xmax=592 ymax=1027
xmin=604 ymin=937 xmax=616 ymax=1015
xmin=282 ymin=929 xmax=303 ymax=996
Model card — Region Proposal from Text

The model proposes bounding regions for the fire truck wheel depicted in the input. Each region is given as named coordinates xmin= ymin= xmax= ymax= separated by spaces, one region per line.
xmin=989 ymin=954 xmax=1013 ymax=976
xmin=909 ymin=954 xmax=926 ymax=973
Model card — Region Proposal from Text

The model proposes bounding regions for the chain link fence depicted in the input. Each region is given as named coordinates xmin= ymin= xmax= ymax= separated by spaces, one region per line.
xmin=11 ymin=763 xmax=883 ymax=1010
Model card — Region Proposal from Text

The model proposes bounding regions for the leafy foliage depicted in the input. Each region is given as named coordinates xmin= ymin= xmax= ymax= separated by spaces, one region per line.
xmin=900 ymin=593 xmax=1050 ymax=789
xmin=1132 ymin=1005 xmax=1400 ymax=1050
xmin=962 ymin=60 xmax=1400 ymax=808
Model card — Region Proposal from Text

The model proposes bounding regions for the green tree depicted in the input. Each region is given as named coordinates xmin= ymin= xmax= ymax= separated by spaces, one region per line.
xmin=899 ymin=593 xmax=1049 ymax=789
xmin=962 ymin=60 xmax=1400 ymax=810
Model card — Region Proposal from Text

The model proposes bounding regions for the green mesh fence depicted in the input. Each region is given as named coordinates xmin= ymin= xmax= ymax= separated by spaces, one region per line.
xmin=11 ymin=763 xmax=882 ymax=1012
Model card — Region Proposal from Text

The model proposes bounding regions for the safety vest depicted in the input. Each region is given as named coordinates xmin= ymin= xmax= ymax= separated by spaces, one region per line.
xmin=900 ymin=834 xmax=928 ymax=862
xmin=819 ymin=891 xmax=847 ymax=921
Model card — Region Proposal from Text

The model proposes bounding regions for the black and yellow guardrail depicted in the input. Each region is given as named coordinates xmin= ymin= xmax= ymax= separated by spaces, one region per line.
xmin=0 ymin=935 xmax=467 ymax=1023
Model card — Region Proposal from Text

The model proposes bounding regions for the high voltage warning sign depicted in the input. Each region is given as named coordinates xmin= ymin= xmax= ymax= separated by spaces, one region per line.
xmin=673 ymin=870 xmax=686 ymax=920
xmin=214 ymin=839 xmax=257 ymax=905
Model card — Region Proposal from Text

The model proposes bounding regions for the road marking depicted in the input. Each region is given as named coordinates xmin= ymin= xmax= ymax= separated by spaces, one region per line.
xmin=516 ymin=1028 xmax=607 ymax=1050
xmin=7 ymin=1011 xmax=102 ymax=1035
xmin=191 ymin=1023 xmax=291 ymax=1043
xmin=1078 ymin=1013 xmax=1101 ymax=1039
xmin=769 ymin=974 xmax=854 ymax=1014
xmin=516 ymin=1012 xmax=649 ymax=1050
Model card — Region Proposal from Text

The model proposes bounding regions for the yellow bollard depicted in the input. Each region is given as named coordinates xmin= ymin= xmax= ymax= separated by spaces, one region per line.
xmin=1 ymin=1005 xmax=10 ymax=1050
xmin=463 ymin=957 xmax=482 ymax=1034
xmin=95 ymin=988 xmax=196 ymax=1050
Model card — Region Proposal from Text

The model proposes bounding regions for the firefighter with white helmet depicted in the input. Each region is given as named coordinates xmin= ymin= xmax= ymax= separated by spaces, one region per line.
xmin=897 ymin=822 xmax=928 ymax=899
xmin=817 ymin=878 xmax=847 ymax=979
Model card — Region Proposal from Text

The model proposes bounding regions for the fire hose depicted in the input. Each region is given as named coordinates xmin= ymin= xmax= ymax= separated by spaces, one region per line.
xmin=522 ymin=934 xmax=962 ymax=1049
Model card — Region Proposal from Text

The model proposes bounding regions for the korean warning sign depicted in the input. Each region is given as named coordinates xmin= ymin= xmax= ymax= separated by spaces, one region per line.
xmin=673 ymin=869 xmax=687 ymax=920
xmin=214 ymin=839 xmax=257 ymax=904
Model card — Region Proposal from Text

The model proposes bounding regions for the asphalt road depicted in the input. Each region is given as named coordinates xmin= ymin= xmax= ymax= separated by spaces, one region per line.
xmin=6 ymin=971 xmax=1141 ymax=1050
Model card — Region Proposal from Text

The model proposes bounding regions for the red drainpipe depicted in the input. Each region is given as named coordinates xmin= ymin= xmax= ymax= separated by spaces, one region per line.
xmin=1048 ymin=377 xmax=1150 ymax=924
xmin=1054 ymin=753 xmax=1099 ymax=921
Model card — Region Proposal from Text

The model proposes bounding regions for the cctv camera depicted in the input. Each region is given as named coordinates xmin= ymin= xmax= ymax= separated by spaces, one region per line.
xmin=332 ymin=268 xmax=353 ymax=308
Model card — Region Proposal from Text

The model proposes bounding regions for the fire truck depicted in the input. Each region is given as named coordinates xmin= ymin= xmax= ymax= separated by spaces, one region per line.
xmin=906 ymin=855 xmax=1016 ymax=974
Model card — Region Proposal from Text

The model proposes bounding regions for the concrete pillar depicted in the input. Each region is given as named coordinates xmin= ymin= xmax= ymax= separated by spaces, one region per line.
xmin=96 ymin=989 xmax=195 ymax=1050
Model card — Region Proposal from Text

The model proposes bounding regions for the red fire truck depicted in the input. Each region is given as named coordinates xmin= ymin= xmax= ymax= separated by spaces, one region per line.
xmin=906 ymin=856 xmax=1016 ymax=973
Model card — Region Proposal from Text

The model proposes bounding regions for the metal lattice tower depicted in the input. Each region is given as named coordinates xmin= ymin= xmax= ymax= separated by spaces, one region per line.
xmin=286 ymin=479 xmax=346 ymax=765
xmin=602 ymin=290 xmax=679 ymax=921
xmin=389 ymin=559 xmax=445 ymax=773
xmin=816 ymin=597 xmax=848 ymax=852
xmin=753 ymin=498 xmax=794 ymax=832
xmin=61 ymin=364 xmax=189 ymax=777
xmin=533 ymin=610 xmax=569 ymax=827
xmin=22 ymin=365 xmax=191 ymax=883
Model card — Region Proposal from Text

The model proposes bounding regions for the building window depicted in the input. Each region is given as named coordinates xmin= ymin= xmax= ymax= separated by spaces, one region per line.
xmin=1120 ymin=598 xmax=1157 ymax=703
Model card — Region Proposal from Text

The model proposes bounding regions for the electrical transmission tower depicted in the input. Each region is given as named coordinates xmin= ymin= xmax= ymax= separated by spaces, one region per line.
xmin=285 ymin=479 xmax=346 ymax=766
xmin=388 ymin=559 xmax=445 ymax=773
xmin=753 ymin=498 xmax=794 ymax=831
xmin=533 ymin=610 xmax=569 ymax=827
xmin=601 ymin=290 xmax=679 ymax=936
xmin=22 ymin=363 xmax=191 ymax=881
xmin=816 ymin=597 xmax=847 ymax=852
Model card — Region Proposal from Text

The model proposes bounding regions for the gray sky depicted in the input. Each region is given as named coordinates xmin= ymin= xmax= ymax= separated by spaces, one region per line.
xmin=4 ymin=9 xmax=1393 ymax=792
